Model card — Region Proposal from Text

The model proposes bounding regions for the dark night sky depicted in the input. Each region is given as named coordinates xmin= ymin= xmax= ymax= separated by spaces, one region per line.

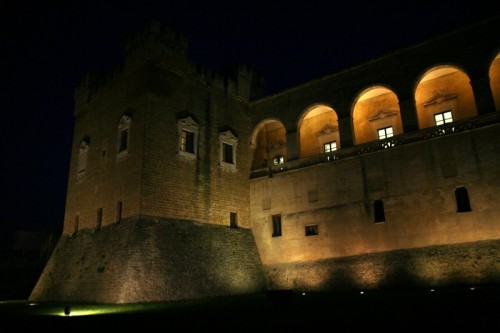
xmin=1 ymin=1 xmax=496 ymax=245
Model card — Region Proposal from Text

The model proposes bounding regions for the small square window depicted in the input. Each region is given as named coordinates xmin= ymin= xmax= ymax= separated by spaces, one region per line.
xmin=434 ymin=111 xmax=453 ymax=126
xmin=324 ymin=141 xmax=337 ymax=153
xmin=273 ymin=156 xmax=284 ymax=165
xmin=377 ymin=127 xmax=393 ymax=140
xmin=305 ymin=224 xmax=318 ymax=236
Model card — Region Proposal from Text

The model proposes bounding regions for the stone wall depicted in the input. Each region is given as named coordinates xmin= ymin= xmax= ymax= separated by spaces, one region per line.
xmin=30 ymin=216 xmax=266 ymax=303
xmin=250 ymin=123 xmax=500 ymax=266
xmin=264 ymin=239 xmax=500 ymax=291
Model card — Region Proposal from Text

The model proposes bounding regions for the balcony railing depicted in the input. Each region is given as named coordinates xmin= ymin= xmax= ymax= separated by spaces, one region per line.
xmin=249 ymin=111 xmax=500 ymax=179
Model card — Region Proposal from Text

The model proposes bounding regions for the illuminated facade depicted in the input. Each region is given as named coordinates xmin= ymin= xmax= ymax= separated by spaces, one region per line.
xmin=31 ymin=17 xmax=500 ymax=303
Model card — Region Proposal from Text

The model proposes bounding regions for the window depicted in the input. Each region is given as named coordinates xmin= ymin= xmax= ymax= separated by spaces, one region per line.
xmin=223 ymin=143 xmax=233 ymax=164
xmin=116 ymin=201 xmax=123 ymax=224
xmin=219 ymin=130 xmax=239 ymax=171
xmin=96 ymin=208 xmax=103 ymax=231
xmin=119 ymin=128 xmax=129 ymax=152
xmin=374 ymin=200 xmax=386 ymax=223
xmin=272 ymin=214 xmax=282 ymax=237
xmin=324 ymin=141 xmax=337 ymax=153
xmin=117 ymin=114 xmax=132 ymax=160
xmin=377 ymin=127 xmax=393 ymax=140
xmin=273 ymin=156 xmax=284 ymax=165
xmin=434 ymin=111 xmax=453 ymax=126
xmin=305 ymin=224 xmax=319 ymax=236
xmin=316 ymin=124 xmax=340 ymax=157
xmin=378 ymin=127 xmax=395 ymax=148
xmin=455 ymin=187 xmax=472 ymax=213
xmin=230 ymin=212 xmax=238 ymax=228
xmin=181 ymin=130 xmax=195 ymax=153
xmin=77 ymin=139 xmax=89 ymax=182
xmin=177 ymin=116 xmax=199 ymax=159
xmin=73 ymin=215 xmax=79 ymax=236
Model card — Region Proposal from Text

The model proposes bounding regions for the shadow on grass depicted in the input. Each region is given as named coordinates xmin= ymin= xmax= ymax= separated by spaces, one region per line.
xmin=1 ymin=286 xmax=500 ymax=331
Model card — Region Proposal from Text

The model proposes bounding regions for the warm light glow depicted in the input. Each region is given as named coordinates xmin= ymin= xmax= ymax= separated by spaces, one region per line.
xmin=351 ymin=259 xmax=388 ymax=288
xmin=420 ymin=66 xmax=458 ymax=82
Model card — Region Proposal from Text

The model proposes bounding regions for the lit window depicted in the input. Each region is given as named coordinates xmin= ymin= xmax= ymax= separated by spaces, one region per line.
xmin=272 ymin=214 xmax=282 ymax=237
xmin=434 ymin=111 xmax=453 ymax=126
xmin=181 ymin=130 xmax=195 ymax=153
xmin=273 ymin=156 xmax=284 ymax=165
xmin=377 ymin=127 xmax=393 ymax=140
xmin=324 ymin=141 xmax=337 ymax=153
xmin=305 ymin=224 xmax=318 ymax=236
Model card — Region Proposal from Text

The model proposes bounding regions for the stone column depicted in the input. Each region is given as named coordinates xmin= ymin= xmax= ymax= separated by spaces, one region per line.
xmin=338 ymin=117 xmax=353 ymax=148
xmin=470 ymin=76 xmax=496 ymax=115
xmin=286 ymin=129 xmax=298 ymax=161
xmin=399 ymin=98 xmax=419 ymax=133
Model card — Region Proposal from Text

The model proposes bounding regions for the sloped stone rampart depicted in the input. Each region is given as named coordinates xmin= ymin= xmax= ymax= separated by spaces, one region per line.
xmin=30 ymin=216 xmax=266 ymax=303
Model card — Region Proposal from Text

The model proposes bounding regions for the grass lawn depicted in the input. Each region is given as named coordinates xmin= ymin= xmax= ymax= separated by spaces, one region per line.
xmin=1 ymin=286 xmax=499 ymax=331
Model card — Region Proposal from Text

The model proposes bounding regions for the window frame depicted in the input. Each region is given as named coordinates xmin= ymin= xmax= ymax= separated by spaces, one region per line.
xmin=434 ymin=110 xmax=453 ymax=126
xmin=219 ymin=130 xmax=239 ymax=171
xmin=374 ymin=199 xmax=386 ymax=223
xmin=323 ymin=141 xmax=337 ymax=153
xmin=455 ymin=186 xmax=472 ymax=213
xmin=272 ymin=214 xmax=282 ymax=237
xmin=273 ymin=155 xmax=284 ymax=165
xmin=177 ymin=116 xmax=199 ymax=160
xmin=230 ymin=212 xmax=238 ymax=228
xmin=96 ymin=208 xmax=103 ymax=231
xmin=305 ymin=224 xmax=319 ymax=236
xmin=77 ymin=139 xmax=89 ymax=182
xmin=117 ymin=114 xmax=132 ymax=161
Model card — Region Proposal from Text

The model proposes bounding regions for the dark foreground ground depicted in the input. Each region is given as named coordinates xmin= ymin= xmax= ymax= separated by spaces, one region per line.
xmin=2 ymin=286 xmax=500 ymax=332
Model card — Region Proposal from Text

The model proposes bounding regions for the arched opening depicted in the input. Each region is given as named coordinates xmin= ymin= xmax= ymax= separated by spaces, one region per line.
xmin=352 ymin=86 xmax=401 ymax=145
xmin=415 ymin=66 xmax=477 ymax=129
xmin=298 ymin=104 xmax=339 ymax=158
xmin=489 ymin=52 xmax=500 ymax=111
xmin=250 ymin=119 xmax=287 ymax=170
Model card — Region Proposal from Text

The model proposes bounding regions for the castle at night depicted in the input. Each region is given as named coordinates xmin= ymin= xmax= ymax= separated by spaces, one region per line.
xmin=30 ymin=17 xmax=500 ymax=304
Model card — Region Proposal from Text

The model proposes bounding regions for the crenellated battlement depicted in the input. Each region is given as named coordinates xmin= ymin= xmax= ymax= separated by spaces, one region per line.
xmin=74 ymin=21 xmax=265 ymax=106
xmin=124 ymin=20 xmax=188 ymax=60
